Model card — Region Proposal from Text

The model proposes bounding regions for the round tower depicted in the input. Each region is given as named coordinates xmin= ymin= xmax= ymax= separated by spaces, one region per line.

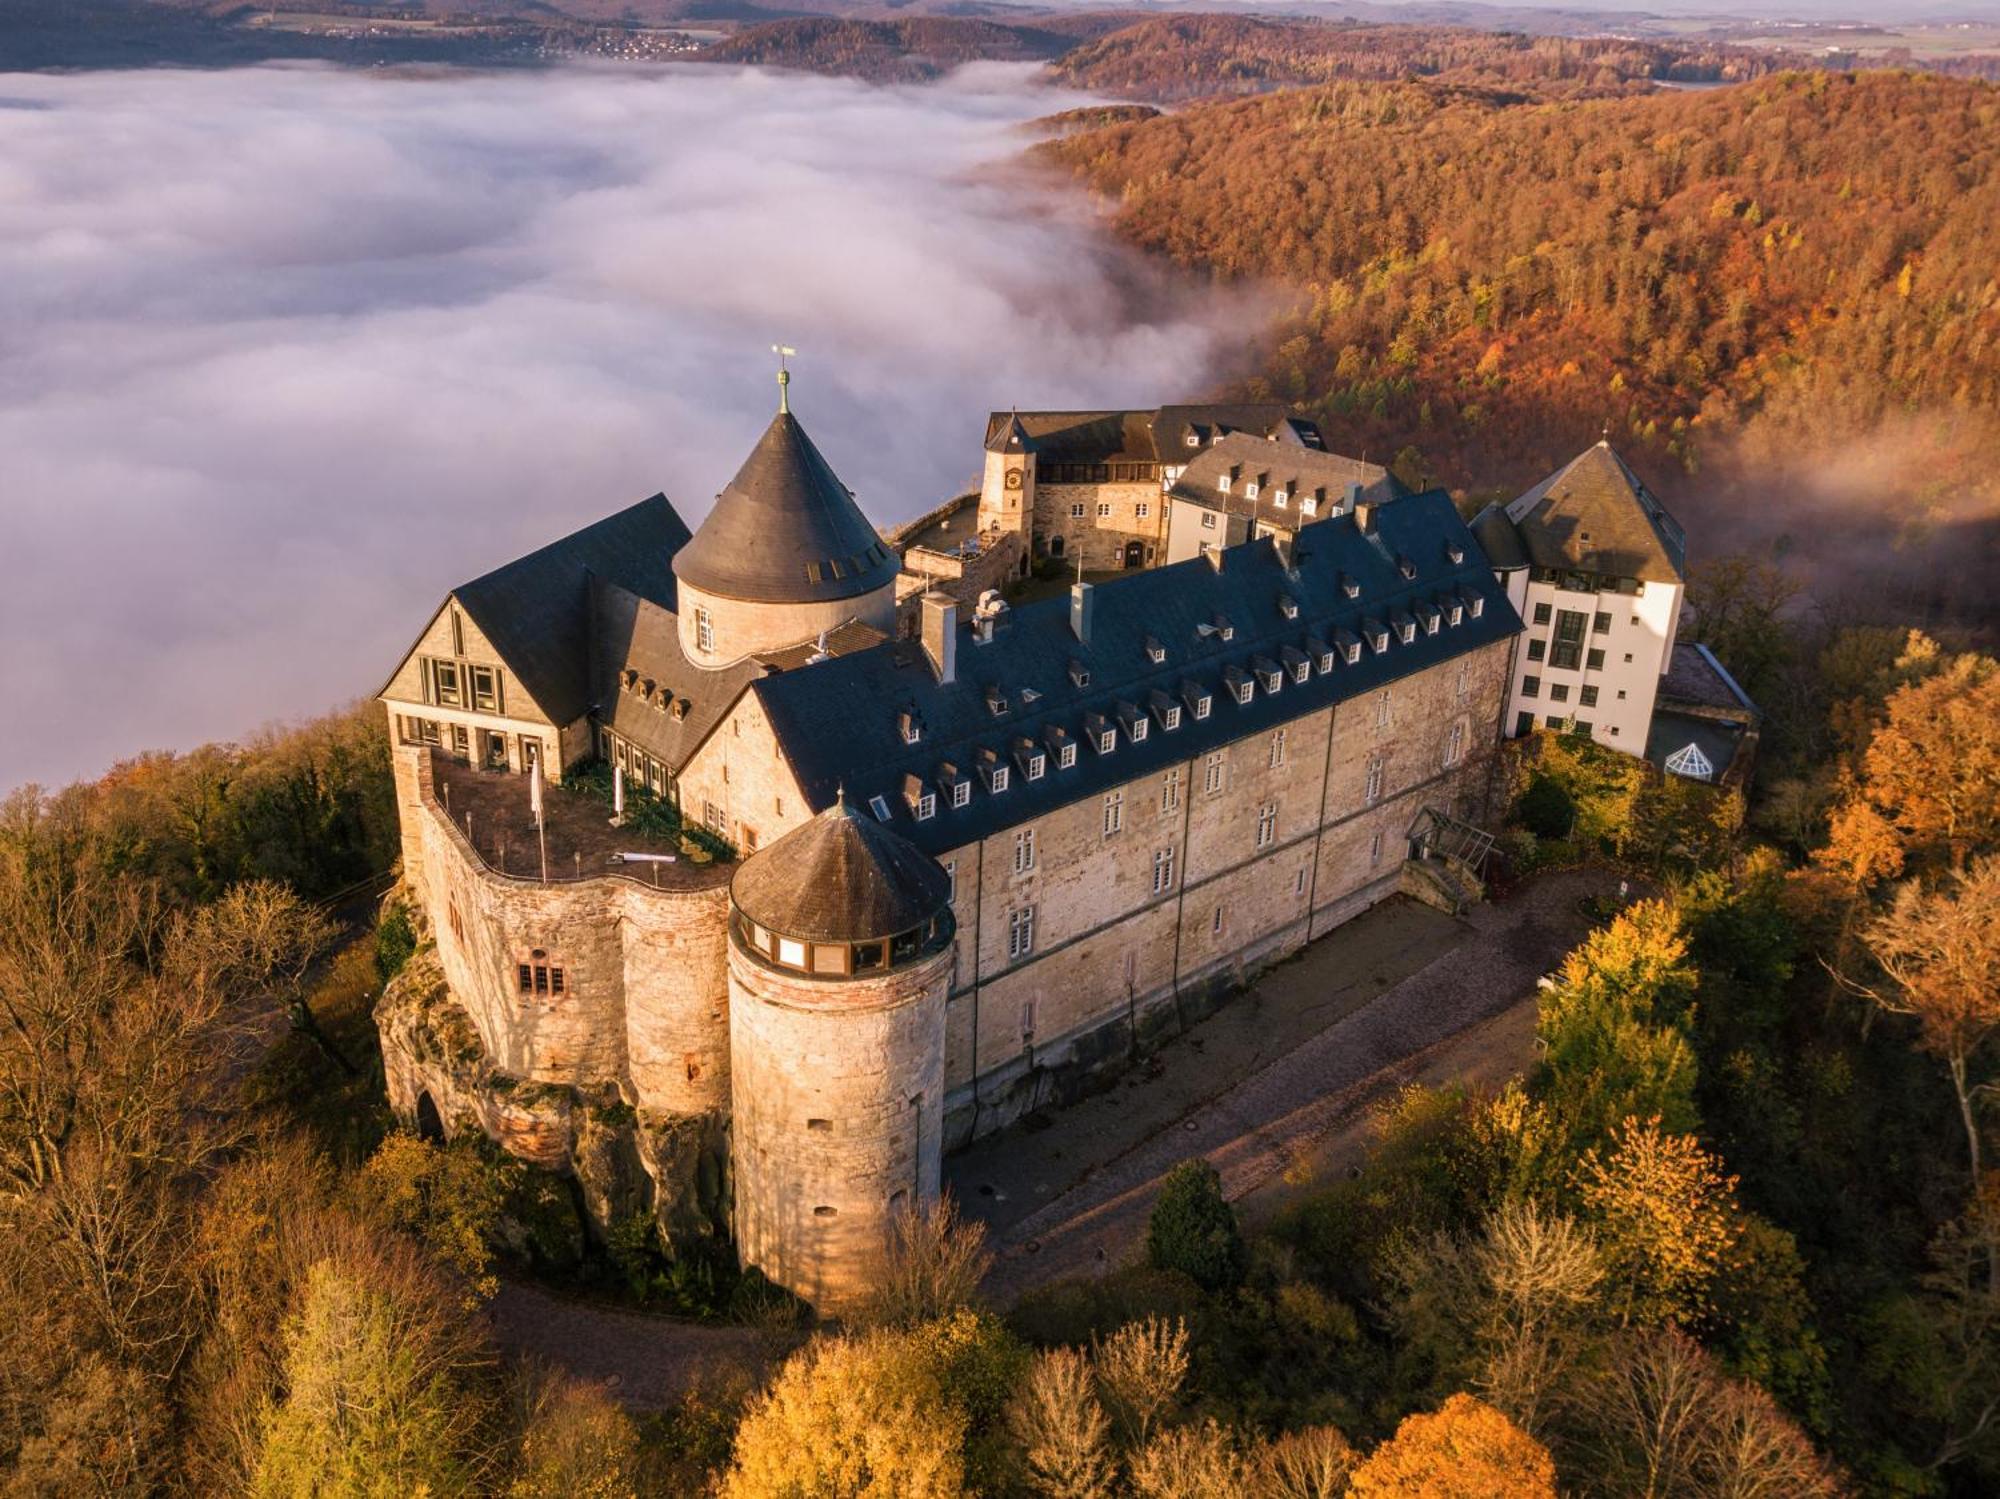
xmin=726 ymin=795 xmax=955 ymax=1312
xmin=672 ymin=393 xmax=899 ymax=668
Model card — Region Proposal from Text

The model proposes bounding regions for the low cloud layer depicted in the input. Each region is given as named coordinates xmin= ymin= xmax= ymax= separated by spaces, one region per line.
xmin=0 ymin=61 xmax=1253 ymax=790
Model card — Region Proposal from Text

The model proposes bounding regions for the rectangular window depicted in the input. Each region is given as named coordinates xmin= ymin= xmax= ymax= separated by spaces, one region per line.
xmin=1201 ymin=512 xmax=1217 ymax=530
xmin=1204 ymin=752 xmax=1226 ymax=796
xmin=1058 ymin=743 xmax=1077 ymax=770
xmin=1515 ymin=711 xmax=1535 ymax=737
xmin=1020 ymin=999 xmax=1035 ymax=1038
xmin=1551 ymin=610 xmax=1587 ymax=670
xmin=1550 ymin=683 xmax=1570 ymax=703
xmin=1103 ymin=792 xmax=1124 ymax=837
xmin=951 ymin=779 xmax=970 ymax=809
xmin=1212 ymin=905 xmax=1224 ymax=936
xmin=1522 ymin=675 xmax=1541 ymax=698
xmin=517 ymin=963 xmax=533 ymax=993
xmin=430 ymin=658 xmax=462 ymax=707
xmin=1575 ymin=720 xmax=1594 ymax=736
xmin=1070 ymin=502 xmax=1086 ymax=519
xmin=1532 ymin=601 xmax=1552 ymax=625
xmin=1587 ymin=648 xmax=1605 ymax=671
xmin=1457 ymin=661 xmax=1470 ymax=701
xmin=1152 ymin=846 xmax=1176 ymax=894
xmin=1014 ymin=828 xmax=1036 ymax=874
xmin=943 ymin=859 xmax=957 ymax=903
xmin=1370 ymin=830 xmax=1383 ymax=866
xmin=1256 ymin=802 xmax=1277 ymax=849
xmin=1445 ymin=720 xmax=1465 ymax=767
xmin=1268 ymin=728 xmax=1287 ymax=769
xmin=1527 ymin=639 xmax=1546 ymax=662
xmin=1594 ymin=611 xmax=1612 ymax=634
xmin=1365 ymin=757 xmax=1384 ymax=806
xmin=1295 ymin=867 xmax=1307 ymax=896
xmin=550 ymin=967 xmax=565 ymax=995
xmin=695 ymin=607 xmax=714 ymax=654
xmin=1375 ymin=690 xmax=1391 ymax=729
xmin=1008 ymin=906 xmax=1035 ymax=961
xmin=1547 ymin=713 xmax=1566 ymax=728
xmin=1580 ymin=685 xmax=1599 ymax=708
xmin=1136 ymin=502 xmax=1151 ymax=519
xmin=469 ymin=665 xmax=500 ymax=713
xmin=1025 ymin=754 xmax=1046 ymax=782
xmin=1096 ymin=502 xmax=1112 ymax=519
xmin=1161 ymin=768 xmax=1181 ymax=814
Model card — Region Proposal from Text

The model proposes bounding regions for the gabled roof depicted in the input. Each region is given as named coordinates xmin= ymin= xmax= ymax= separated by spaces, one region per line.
xmin=731 ymin=793 xmax=952 ymax=946
xmin=672 ymin=411 xmax=898 ymax=606
xmin=590 ymin=581 xmax=766 ymax=773
xmin=979 ymin=402 xmax=1318 ymax=467
xmin=1501 ymin=442 xmax=1687 ymax=583
xmin=752 ymin=491 xmax=1521 ymax=857
xmin=1169 ymin=433 xmax=1402 ymax=528
xmin=449 ymin=495 xmax=691 ymax=726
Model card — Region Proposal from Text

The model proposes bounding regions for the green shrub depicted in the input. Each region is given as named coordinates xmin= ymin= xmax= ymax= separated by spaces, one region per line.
xmin=1148 ymin=1160 xmax=1247 ymax=1292
xmin=1515 ymin=774 xmax=1574 ymax=840
xmin=374 ymin=902 xmax=417 ymax=982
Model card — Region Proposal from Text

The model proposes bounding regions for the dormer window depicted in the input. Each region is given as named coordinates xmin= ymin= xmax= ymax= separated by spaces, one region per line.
xmin=1117 ymin=702 xmax=1148 ymax=743
xmin=1447 ymin=541 xmax=1465 ymax=565
xmin=1306 ymin=636 xmax=1333 ymax=673
xmin=1216 ymin=473 xmax=1231 ymax=493
xmin=869 ymin=794 xmax=892 ymax=822
xmin=1211 ymin=613 xmax=1234 ymax=641
xmin=1245 ymin=481 xmax=1260 ymax=500
xmin=1224 ymin=666 xmax=1253 ymax=705
xmin=1150 ymin=690 xmax=1181 ymax=730
xmin=898 ymin=709 xmax=922 ymax=746
xmin=1144 ymin=635 xmax=1166 ymax=665
xmin=1068 ymin=659 xmax=1091 ymax=689
xmin=985 ymin=685 xmax=1009 ymax=718
xmin=1278 ymin=595 xmax=1299 ymax=620
xmin=1469 ymin=593 xmax=1485 ymax=618
xmin=1398 ymin=616 xmax=1417 ymax=645
xmin=1341 ymin=573 xmax=1360 ymax=599
xmin=1015 ymin=737 xmax=1047 ymax=782
xmin=1397 ymin=555 xmax=1417 ymax=580
xmin=1422 ymin=606 xmax=1441 ymax=636
xmin=1301 ymin=495 xmax=1319 ymax=517
xmin=1059 ymin=741 xmax=1077 ymax=769
xmin=940 ymin=764 xmax=971 ymax=808
xmin=1272 ymin=489 xmax=1288 ymax=509
xmin=621 ymin=668 xmax=638 ymax=691
xmin=1369 ymin=623 xmax=1390 ymax=653
xmin=1185 ymin=430 xmax=1201 ymax=448
xmin=1084 ymin=712 xmax=1116 ymax=756
xmin=905 ymin=774 xmax=935 ymax=821
xmin=1340 ymin=631 xmax=1363 ymax=665
xmin=1448 ymin=602 xmax=1464 ymax=626
xmin=1253 ymin=657 xmax=1283 ymax=694
xmin=1282 ymin=646 xmax=1310 ymax=684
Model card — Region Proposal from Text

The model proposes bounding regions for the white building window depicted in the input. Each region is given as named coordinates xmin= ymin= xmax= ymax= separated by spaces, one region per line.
xmin=1212 ymin=905 xmax=1225 ymax=936
xmin=1008 ymin=906 xmax=1036 ymax=960
xmin=1370 ymin=830 xmax=1384 ymax=865
xmin=1204 ymin=751 xmax=1226 ymax=796
xmin=1103 ymin=791 xmax=1124 ymax=837
xmin=1374 ymin=689 xmax=1392 ymax=729
xmin=1136 ymin=502 xmax=1151 ymax=519
xmin=1269 ymin=727 xmax=1287 ymax=769
xmin=1014 ymin=827 xmax=1036 ymax=873
xmin=943 ymin=859 xmax=956 ymax=903
xmin=1152 ymin=846 xmax=1176 ymax=894
xmin=1070 ymin=501 xmax=1086 ymax=519
xmin=695 ymin=607 xmax=714 ymax=654
xmin=1161 ymin=768 xmax=1181 ymax=815
xmin=1365 ymin=757 xmax=1384 ymax=805
xmin=1457 ymin=660 xmax=1470 ymax=701
xmin=1256 ymin=802 xmax=1278 ymax=849
xmin=1444 ymin=720 xmax=1465 ymax=768
xmin=1097 ymin=502 xmax=1112 ymax=519
xmin=1020 ymin=998 xmax=1035 ymax=1037
xmin=951 ymin=779 xmax=970 ymax=809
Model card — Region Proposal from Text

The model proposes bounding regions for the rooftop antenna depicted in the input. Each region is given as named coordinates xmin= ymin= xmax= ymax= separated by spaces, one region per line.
xmin=772 ymin=344 xmax=796 ymax=414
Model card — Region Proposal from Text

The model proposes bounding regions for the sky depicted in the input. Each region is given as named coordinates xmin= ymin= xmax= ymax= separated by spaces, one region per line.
xmin=0 ymin=61 xmax=1256 ymax=792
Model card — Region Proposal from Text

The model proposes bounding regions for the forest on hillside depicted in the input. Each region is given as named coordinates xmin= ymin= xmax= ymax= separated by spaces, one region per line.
xmin=1040 ymin=69 xmax=2000 ymax=625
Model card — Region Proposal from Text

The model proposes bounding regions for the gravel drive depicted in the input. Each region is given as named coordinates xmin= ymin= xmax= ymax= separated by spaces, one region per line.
xmin=975 ymin=869 xmax=1615 ymax=1303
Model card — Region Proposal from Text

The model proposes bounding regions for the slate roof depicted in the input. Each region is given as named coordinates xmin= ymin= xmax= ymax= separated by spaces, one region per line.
xmin=1501 ymin=442 xmax=1687 ymax=584
xmin=672 ymin=411 xmax=898 ymax=605
xmin=450 ymin=496 xmax=691 ymax=726
xmin=591 ymin=581 xmax=766 ymax=771
xmin=979 ymin=403 xmax=1318 ymax=467
xmin=752 ymin=491 xmax=1522 ymax=858
xmin=1468 ymin=503 xmax=1528 ymax=571
xmin=1169 ymin=433 xmax=1402 ymax=528
xmin=1659 ymin=642 xmax=1759 ymax=718
xmin=731 ymin=794 xmax=953 ymax=944
xmin=755 ymin=620 xmax=891 ymax=672
xmin=1647 ymin=709 xmax=1748 ymax=783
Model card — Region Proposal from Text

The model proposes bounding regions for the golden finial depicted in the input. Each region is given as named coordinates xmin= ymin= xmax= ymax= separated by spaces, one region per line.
xmin=772 ymin=344 xmax=796 ymax=414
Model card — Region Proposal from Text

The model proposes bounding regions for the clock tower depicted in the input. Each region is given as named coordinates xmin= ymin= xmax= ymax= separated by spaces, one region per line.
xmin=977 ymin=410 xmax=1036 ymax=540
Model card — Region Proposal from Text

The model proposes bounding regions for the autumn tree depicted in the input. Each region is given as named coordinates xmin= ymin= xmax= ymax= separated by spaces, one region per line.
xmin=1347 ymin=1392 xmax=1556 ymax=1499
xmin=1249 ymin=1424 xmax=1359 ymax=1499
xmin=1838 ymin=652 xmax=2000 ymax=878
xmin=1094 ymin=1315 xmax=1190 ymax=1449
xmin=1858 ymin=857 xmax=2000 ymax=1210
xmin=1129 ymin=1419 xmax=1249 ymax=1499
xmin=863 ymin=1193 xmax=993 ymax=1329
xmin=1573 ymin=1116 xmax=1742 ymax=1329
xmin=1011 ymin=1346 xmax=1113 ymax=1499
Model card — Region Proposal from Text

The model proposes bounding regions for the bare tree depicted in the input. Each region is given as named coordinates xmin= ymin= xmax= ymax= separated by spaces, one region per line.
xmin=1249 ymin=1424 xmax=1358 ymax=1499
xmin=1129 ymin=1420 xmax=1248 ymax=1499
xmin=1094 ymin=1315 xmax=1190 ymax=1450
xmin=863 ymin=1194 xmax=993 ymax=1328
xmin=1010 ymin=1347 xmax=1113 ymax=1499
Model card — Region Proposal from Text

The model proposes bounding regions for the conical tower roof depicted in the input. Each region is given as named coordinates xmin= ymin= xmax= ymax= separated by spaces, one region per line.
xmin=1501 ymin=440 xmax=1686 ymax=583
xmin=731 ymin=793 xmax=952 ymax=946
xmin=673 ymin=412 xmax=899 ymax=605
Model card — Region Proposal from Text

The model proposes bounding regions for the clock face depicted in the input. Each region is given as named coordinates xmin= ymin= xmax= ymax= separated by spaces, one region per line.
xmin=1004 ymin=469 xmax=1023 ymax=490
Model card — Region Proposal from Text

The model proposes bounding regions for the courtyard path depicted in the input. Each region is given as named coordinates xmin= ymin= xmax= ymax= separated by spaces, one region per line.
xmin=966 ymin=869 xmax=1614 ymax=1304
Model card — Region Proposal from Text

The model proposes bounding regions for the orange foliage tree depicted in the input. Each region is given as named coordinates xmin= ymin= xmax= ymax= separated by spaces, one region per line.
xmin=1348 ymin=1392 xmax=1556 ymax=1499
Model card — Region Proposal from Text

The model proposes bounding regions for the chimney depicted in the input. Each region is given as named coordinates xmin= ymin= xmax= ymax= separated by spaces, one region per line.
xmin=1355 ymin=499 xmax=1378 ymax=535
xmin=1344 ymin=481 xmax=1364 ymax=513
xmin=920 ymin=592 xmax=957 ymax=685
xmin=1272 ymin=530 xmax=1297 ymax=574
xmin=1070 ymin=579 xmax=1094 ymax=645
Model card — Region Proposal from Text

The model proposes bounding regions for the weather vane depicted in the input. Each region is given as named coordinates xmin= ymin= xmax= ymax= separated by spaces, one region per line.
xmin=772 ymin=344 xmax=796 ymax=414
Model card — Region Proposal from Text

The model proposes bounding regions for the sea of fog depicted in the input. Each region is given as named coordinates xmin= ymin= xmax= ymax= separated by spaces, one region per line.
xmin=0 ymin=61 xmax=1256 ymax=791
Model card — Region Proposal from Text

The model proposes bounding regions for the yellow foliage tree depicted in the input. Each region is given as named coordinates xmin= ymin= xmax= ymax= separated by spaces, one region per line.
xmin=1574 ymin=1116 xmax=1742 ymax=1328
xmin=1347 ymin=1392 xmax=1556 ymax=1498
xmin=1851 ymin=652 xmax=2000 ymax=874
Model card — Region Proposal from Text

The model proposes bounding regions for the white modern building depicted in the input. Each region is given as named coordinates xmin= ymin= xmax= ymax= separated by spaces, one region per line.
xmin=1471 ymin=441 xmax=1688 ymax=752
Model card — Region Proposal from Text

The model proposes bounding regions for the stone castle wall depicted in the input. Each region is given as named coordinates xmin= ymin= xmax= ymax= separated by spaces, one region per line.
xmin=729 ymin=940 xmax=950 ymax=1312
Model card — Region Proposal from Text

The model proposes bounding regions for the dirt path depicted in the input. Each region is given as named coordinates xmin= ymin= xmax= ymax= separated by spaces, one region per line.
xmin=972 ymin=870 xmax=1613 ymax=1304
xmin=488 ymin=1281 xmax=794 ymax=1411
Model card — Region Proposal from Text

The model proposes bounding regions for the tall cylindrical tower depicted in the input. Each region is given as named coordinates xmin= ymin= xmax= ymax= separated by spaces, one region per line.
xmin=726 ymin=795 xmax=955 ymax=1312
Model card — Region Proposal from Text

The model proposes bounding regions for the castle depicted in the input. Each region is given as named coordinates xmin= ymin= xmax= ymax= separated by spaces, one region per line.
xmin=376 ymin=371 xmax=1742 ymax=1311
